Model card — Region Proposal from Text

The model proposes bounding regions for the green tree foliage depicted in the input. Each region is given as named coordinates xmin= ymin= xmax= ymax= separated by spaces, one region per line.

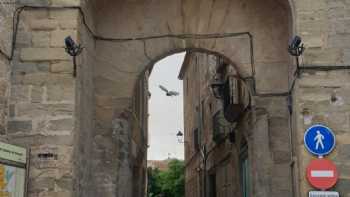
xmin=147 ymin=159 xmax=185 ymax=197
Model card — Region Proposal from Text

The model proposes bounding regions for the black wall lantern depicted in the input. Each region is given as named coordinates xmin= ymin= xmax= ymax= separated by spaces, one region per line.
xmin=176 ymin=130 xmax=184 ymax=144
xmin=288 ymin=35 xmax=305 ymax=75
xmin=211 ymin=76 xmax=245 ymax=123
xmin=64 ymin=36 xmax=83 ymax=77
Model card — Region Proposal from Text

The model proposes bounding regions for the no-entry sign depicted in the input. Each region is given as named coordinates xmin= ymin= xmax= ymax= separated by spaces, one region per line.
xmin=306 ymin=159 xmax=338 ymax=190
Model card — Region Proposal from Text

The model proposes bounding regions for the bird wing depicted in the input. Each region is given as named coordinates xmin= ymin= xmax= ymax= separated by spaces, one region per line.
xmin=159 ymin=85 xmax=169 ymax=93
xmin=168 ymin=91 xmax=180 ymax=96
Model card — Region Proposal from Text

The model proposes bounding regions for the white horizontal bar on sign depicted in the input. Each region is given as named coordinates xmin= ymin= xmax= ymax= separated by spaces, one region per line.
xmin=311 ymin=170 xmax=334 ymax=178
xmin=309 ymin=191 xmax=339 ymax=197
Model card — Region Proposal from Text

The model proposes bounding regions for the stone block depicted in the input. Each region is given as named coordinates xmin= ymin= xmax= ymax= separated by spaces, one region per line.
xmin=9 ymin=104 xmax=15 ymax=118
xmin=8 ymin=120 xmax=32 ymax=133
xmin=16 ymin=32 xmax=32 ymax=47
xmin=303 ymin=48 xmax=343 ymax=66
xmin=328 ymin=7 xmax=346 ymax=20
xmin=299 ymin=19 xmax=328 ymax=35
xmin=59 ymin=20 xmax=78 ymax=30
xmin=12 ymin=73 xmax=53 ymax=86
xmin=337 ymin=163 xmax=350 ymax=179
xmin=47 ymin=104 xmax=74 ymax=116
xmin=16 ymin=103 xmax=48 ymax=118
xmin=18 ymin=0 xmax=50 ymax=6
xmin=298 ymin=71 xmax=350 ymax=88
xmin=56 ymin=174 xmax=73 ymax=191
xmin=32 ymin=31 xmax=50 ymax=47
xmin=48 ymin=118 xmax=74 ymax=131
xmin=0 ymin=80 xmax=7 ymax=97
xmin=30 ymin=19 xmax=58 ymax=31
xmin=31 ymin=86 xmax=43 ymax=103
xmin=304 ymin=36 xmax=324 ymax=48
xmin=10 ymin=85 xmax=29 ymax=102
xmin=38 ymin=191 xmax=72 ymax=197
xmin=46 ymin=84 xmax=74 ymax=102
xmin=13 ymin=63 xmax=39 ymax=74
xmin=343 ymin=49 xmax=350 ymax=64
xmin=50 ymin=30 xmax=77 ymax=47
xmin=0 ymin=58 xmax=8 ymax=78
xmin=296 ymin=0 xmax=327 ymax=11
xmin=50 ymin=0 xmax=80 ymax=6
xmin=37 ymin=63 xmax=50 ymax=72
xmin=94 ymin=135 xmax=114 ymax=150
xmin=28 ymin=177 xmax=55 ymax=192
xmin=21 ymin=48 xmax=70 ymax=62
xmin=49 ymin=10 xmax=79 ymax=20
xmin=9 ymin=134 xmax=74 ymax=147
xmin=337 ymin=144 xmax=350 ymax=162
xmin=334 ymin=179 xmax=350 ymax=196
xmin=328 ymin=34 xmax=350 ymax=48
xmin=50 ymin=62 xmax=73 ymax=74
xmin=273 ymin=150 xmax=291 ymax=164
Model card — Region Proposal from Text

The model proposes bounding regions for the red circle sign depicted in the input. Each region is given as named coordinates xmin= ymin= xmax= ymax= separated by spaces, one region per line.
xmin=306 ymin=159 xmax=338 ymax=190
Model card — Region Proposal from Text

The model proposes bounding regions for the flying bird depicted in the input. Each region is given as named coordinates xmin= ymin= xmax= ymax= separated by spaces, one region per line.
xmin=159 ymin=85 xmax=180 ymax=96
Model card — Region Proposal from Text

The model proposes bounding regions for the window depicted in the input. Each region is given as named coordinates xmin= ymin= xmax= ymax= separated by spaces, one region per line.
xmin=208 ymin=173 xmax=217 ymax=197
xmin=193 ymin=128 xmax=200 ymax=151
xmin=240 ymin=141 xmax=250 ymax=197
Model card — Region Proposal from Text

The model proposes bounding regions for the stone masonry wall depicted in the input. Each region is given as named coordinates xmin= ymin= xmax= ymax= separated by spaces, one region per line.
xmin=0 ymin=1 xmax=15 ymax=141
xmin=0 ymin=0 xmax=349 ymax=197
xmin=74 ymin=3 xmax=95 ymax=196
xmin=5 ymin=3 xmax=79 ymax=197
xmin=295 ymin=70 xmax=350 ymax=196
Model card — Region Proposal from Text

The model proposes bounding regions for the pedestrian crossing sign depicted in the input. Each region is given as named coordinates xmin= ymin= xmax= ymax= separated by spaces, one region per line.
xmin=304 ymin=124 xmax=336 ymax=157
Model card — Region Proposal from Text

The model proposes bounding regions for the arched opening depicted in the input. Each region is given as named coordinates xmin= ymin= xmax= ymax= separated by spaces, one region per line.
xmin=143 ymin=50 xmax=252 ymax=197
xmin=146 ymin=52 xmax=186 ymax=197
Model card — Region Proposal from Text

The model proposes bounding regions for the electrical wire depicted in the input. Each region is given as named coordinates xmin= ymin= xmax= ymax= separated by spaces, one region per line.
xmin=1 ymin=4 xmax=349 ymax=96
xmin=0 ymin=5 xmax=256 ymax=76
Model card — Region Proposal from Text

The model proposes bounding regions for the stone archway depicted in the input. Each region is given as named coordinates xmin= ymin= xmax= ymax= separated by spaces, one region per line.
xmin=74 ymin=0 xmax=295 ymax=196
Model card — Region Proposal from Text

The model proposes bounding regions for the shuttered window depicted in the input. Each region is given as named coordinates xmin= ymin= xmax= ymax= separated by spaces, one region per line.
xmin=240 ymin=142 xmax=250 ymax=197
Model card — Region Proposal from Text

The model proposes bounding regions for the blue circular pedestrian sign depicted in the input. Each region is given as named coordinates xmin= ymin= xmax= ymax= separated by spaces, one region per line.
xmin=304 ymin=124 xmax=336 ymax=157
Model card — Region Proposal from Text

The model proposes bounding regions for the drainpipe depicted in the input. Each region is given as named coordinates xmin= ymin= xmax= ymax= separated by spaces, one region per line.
xmin=200 ymin=145 xmax=208 ymax=197
xmin=288 ymin=94 xmax=296 ymax=197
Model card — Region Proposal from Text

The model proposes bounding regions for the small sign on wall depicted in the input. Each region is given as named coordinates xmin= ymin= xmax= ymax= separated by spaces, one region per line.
xmin=309 ymin=191 xmax=339 ymax=197
xmin=0 ymin=142 xmax=27 ymax=197
xmin=0 ymin=142 xmax=26 ymax=164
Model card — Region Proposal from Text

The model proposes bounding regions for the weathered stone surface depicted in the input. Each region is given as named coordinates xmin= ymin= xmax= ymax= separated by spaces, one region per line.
xmin=21 ymin=48 xmax=70 ymax=61
xmin=50 ymin=62 xmax=73 ymax=74
xmin=37 ymin=191 xmax=72 ymax=197
xmin=31 ymin=86 xmax=43 ymax=103
xmin=30 ymin=19 xmax=58 ymax=31
xmin=336 ymin=144 xmax=350 ymax=162
xmin=48 ymin=118 xmax=74 ymax=131
xmin=49 ymin=10 xmax=79 ymax=20
xmin=8 ymin=120 xmax=32 ymax=133
xmin=46 ymin=84 xmax=74 ymax=102
xmin=334 ymin=179 xmax=350 ymax=196
xmin=50 ymin=30 xmax=76 ymax=47
xmin=3 ymin=1 xmax=350 ymax=197
xmin=50 ymin=0 xmax=80 ymax=6
xmin=12 ymin=72 xmax=73 ymax=86
xmin=10 ymin=85 xmax=29 ymax=102
xmin=28 ymin=177 xmax=55 ymax=192
xmin=32 ymin=31 xmax=50 ymax=47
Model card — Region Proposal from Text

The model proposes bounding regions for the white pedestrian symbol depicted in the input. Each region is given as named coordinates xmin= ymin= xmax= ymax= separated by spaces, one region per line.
xmin=314 ymin=130 xmax=325 ymax=150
